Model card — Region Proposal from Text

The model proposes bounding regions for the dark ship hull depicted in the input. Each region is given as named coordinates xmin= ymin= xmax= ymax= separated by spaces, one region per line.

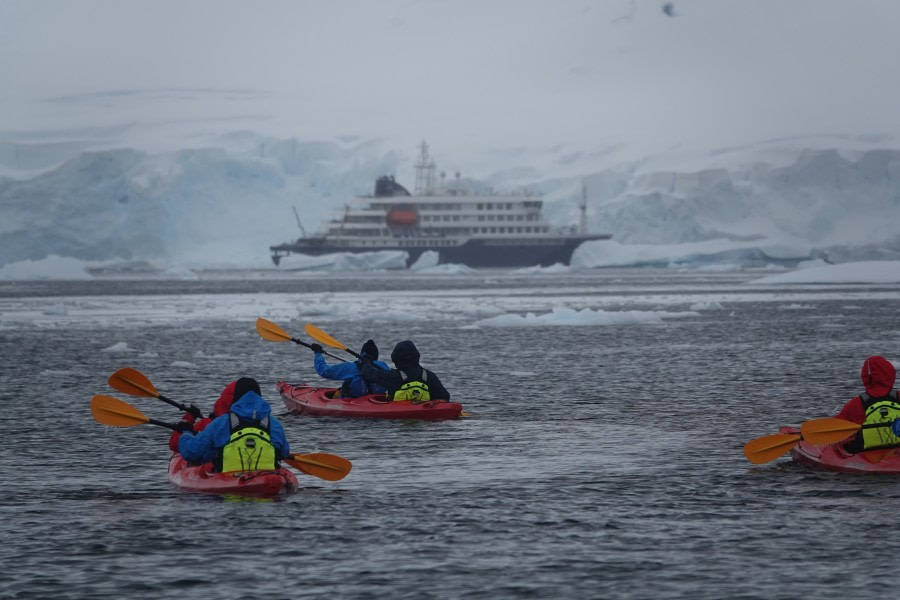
xmin=270 ymin=234 xmax=608 ymax=268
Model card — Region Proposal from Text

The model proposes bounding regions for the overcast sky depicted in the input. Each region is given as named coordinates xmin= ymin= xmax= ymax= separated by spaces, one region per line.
xmin=2 ymin=0 xmax=900 ymax=158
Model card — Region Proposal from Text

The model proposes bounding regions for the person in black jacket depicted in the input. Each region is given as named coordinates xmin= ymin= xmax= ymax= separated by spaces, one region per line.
xmin=361 ymin=340 xmax=450 ymax=402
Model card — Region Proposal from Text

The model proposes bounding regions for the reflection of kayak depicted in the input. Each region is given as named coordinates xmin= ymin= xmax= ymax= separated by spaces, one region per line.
xmin=779 ymin=426 xmax=900 ymax=473
xmin=167 ymin=454 xmax=299 ymax=496
xmin=277 ymin=381 xmax=463 ymax=420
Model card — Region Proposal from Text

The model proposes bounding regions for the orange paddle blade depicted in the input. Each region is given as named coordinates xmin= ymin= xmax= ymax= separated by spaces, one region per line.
xmin=285 ymin=452 xmax=352 ymax=481
xmin=91 ymin=394 xmax=151 ymax=427
xmin=304 ymin=323 xmax=349 ymax=351
xmin=256 ymin=317 xmax=293 ymax=342
xmin=799 ymin=418 xmax=861 ymax=445
xmin=108 ymin=367 xmax=159 ymax=398
xmin=743 ymin=433 xmax=802 ymax=464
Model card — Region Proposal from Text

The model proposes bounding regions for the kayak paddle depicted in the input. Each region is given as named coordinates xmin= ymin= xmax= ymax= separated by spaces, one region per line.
xmin=304 ymin=323 xmax=360 ymax=358
xmin=257 ymin=318 xmax=347 ymax=362
xmin=802 ymin=418 xmax=900 ymax=464
xmin=742 ymin=432 xmax=803 ymax=464
xmin=285 ymin=453 xmax=352 ymax=481
xmin=108 ymin=367 xmax=204 ymax=417
xmin=799 ymin=417 xmax=861 ymax=445
xmin=92 ymin=394 xmax=178 ymax=430
xmin=90 ymin=395 xmax=352 ymax=481
xmin=743 ymin=417 xmax=864 ymax=464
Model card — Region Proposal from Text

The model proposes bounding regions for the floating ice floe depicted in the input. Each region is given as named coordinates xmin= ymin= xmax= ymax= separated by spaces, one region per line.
xmin=101 ymin=342 xmax=132 ymax=353
xmin=278 ymin=250 xmax=408 ymax=272
xmin=749 ymin=261 xmax=900 ymax=285
xmin=470 ymin=306 xmax=699 ymax=327
xmin=0 ymin=256 xmax=92 ymax=280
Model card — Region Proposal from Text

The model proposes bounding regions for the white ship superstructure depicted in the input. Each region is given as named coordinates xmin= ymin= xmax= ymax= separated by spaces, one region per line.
xmin=270 ymin=142 xmax=610 ymax=267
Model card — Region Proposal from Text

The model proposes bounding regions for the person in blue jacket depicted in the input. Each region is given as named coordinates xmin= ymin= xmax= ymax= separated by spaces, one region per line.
xmin=309 ymin=339 xmax=389 ymax=398
xmin=177 ymin=377 xmax=289 ymax=471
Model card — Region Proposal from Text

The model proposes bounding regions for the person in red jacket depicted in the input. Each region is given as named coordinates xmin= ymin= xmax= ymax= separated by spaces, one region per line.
xmin=835 ymin=356 xmax=900 ymax=453
xmin=167 ymin=381 xmax=237 ymax=452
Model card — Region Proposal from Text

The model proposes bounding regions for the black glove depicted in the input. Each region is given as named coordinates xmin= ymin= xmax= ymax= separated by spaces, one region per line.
xmin=174 ymin=421 xmax=195 ymax=434
xmin=359 ymin=353 xmax=373 ymax=365
xmin=310 ymin=343 xmax=323 ymax=354
xmin=186 ymin=404 xmax=204 ymax=420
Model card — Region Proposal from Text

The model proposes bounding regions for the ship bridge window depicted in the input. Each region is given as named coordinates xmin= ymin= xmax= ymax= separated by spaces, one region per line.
xmin=477 ymin=203 xmax=484 ymax=210
xmin=490 ymin=227 xmax=497 ymax=233
xmin=506 ymin=203 xmax=513 ymax=209
xmin=486 ymin=203 xmax=493 ymax=209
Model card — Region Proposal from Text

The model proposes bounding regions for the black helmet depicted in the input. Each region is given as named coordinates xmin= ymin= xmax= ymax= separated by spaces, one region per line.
xmin=233 ymin=377 xmax=261 ymax=401
xmin=390 ymin=340 xmax=420 ymax=369
xmin=360 ymin=339 xmax=379 ymax=360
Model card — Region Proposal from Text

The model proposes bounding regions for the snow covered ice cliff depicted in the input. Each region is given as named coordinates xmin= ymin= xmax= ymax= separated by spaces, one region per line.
xmin=2 ymin=134 xmax=900 ymax=272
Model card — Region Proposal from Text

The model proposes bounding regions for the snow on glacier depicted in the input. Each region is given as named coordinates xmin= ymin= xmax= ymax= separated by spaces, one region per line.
xmin=4 ymin=0 xmax=900 ymax=277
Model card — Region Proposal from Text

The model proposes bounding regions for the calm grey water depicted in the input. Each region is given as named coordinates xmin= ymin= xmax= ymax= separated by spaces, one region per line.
xmin=2 ymin=268 xmax=900 ymax=599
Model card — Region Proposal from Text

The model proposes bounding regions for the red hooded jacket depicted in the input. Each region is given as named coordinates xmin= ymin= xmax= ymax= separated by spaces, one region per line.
xmin=835 ymin=356 xmax=898 ymax=424
xmin=167 ymin=381 xmax=237 ymax=452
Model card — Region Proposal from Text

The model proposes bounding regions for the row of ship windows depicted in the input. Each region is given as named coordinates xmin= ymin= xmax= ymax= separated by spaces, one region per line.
xmin=473 ymin=226 xmax=549 ymax=234
xmin=422 ymin=214 xmax=538 ymax=222
xmin=476 ymin=202 xmax=541 ymax=210
xmin=347 ymin=226 xmax=551 ymax=240
xmin=371 ymin=201 xmax=541 ymax=211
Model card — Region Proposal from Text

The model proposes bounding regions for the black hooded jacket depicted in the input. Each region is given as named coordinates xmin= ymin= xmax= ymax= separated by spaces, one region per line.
xmin=361 ymin=340 xmax=450 ymax=401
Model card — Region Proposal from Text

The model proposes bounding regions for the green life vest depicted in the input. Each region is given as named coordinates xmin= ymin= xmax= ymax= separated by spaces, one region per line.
xmin=860 ymin=393 xmax=900 ymax=451
xmin=220 ymin=413 xmax=276 ymax=473
xmin=393 ymin=369 xmax=431 ymax=403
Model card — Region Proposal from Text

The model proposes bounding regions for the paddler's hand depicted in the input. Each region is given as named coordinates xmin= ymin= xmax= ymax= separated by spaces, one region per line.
xmin=186 ymin=404 xmax=204 ymax=420
xmin=174 ymin=421 xmax=195 ymax=434
xmin=310 ymin=343 xmax=323 ymax=354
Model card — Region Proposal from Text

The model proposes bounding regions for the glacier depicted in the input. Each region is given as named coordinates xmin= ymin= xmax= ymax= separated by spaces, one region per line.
xmin=2 ymin=134 xmax=900 ymax=275
xmin=4 ymin=1 xmax=900 ymax=277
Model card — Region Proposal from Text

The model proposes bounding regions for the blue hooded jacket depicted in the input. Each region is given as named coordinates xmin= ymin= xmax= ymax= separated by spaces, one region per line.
xmin=314 ymin=353 xmax=389 ymax=397
xmin=178 ymin=390 xmax=289 ymax=466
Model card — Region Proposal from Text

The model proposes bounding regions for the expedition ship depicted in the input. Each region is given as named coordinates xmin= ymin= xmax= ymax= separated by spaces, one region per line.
xmin=270 ymin=142 xmax=611 ymax=268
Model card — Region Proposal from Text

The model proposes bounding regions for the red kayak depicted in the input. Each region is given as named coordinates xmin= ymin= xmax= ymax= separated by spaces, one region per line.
xmin=277 ymin=381 xmax=463 ymax=420
xmin=167 ymin=454 xmax=299 ymax=496
xmin=779 ymin=426 xmax=900 ymax=473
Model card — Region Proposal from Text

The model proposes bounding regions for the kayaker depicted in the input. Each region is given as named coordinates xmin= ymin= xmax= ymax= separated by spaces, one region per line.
xmin=309 ymin=339 xmax=390 ymax=398
xmin=835 ymin=356 xmax=900 ymax=453
xmin=177 ymin=377 xmax=290 ymax=471
xmin=360 ymin=340 xmax=450 ymax=402
xmin=167 ymin=381 xmax=237 ymax=452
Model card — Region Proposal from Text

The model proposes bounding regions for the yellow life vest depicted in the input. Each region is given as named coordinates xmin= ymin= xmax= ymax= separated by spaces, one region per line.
xmin=860 ymin=393 xmax=900 ymax=451
xmin=393 ymin=369 xmax=431 ymax=403
xmin=220 ymin=413 xmax=276 ymax=473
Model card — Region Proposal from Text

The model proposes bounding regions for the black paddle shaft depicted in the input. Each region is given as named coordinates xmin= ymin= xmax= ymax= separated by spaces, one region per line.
xmin=148 ymin=418 xmax=177 ymax=430
xmin=291 ymin=338 xmax=347 ymax=362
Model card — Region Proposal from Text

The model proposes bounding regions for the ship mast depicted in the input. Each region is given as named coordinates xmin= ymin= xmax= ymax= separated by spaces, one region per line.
xmin=414 ymin=141 xmax=436 ymax=196
xmin=580 ymin=181 xmax=588 ymax=234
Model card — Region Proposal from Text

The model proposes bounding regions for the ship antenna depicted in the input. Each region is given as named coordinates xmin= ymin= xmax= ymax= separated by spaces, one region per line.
xmin=292 ymin=205 xmax=307 ymax=237
xmin=414 ymin=140 xmax=436 ymax=196
xmin=580 ymin=181 xmax=588 ymax=235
